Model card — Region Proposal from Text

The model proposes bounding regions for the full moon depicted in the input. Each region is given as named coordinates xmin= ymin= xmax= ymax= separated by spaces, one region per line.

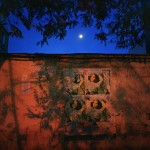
xmin=79 ymin=34 xmax=83 ymax=39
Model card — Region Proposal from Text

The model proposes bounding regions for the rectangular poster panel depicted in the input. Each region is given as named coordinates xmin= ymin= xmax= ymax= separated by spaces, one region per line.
xmin=63 ymin=68 xmax=110 ymax=95
xmin=63 ymin=68 xmax=111 ymax=133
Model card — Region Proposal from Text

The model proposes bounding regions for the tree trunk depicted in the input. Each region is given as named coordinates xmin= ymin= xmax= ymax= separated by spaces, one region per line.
xmin=141 ymin=0 xmax=150 ymax=54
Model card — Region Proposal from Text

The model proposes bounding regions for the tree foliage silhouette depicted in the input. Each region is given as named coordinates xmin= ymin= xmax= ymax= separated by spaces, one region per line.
xmin=0 ymin=0 xmax=150 ymax=53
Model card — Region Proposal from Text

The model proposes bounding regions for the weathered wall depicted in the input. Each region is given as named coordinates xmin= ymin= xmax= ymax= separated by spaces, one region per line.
xmin=0 ymin=54 xmax=150 ymax=150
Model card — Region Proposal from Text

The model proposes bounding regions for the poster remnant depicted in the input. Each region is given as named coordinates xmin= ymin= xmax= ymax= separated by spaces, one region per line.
xmin=63 ymin=68 xmax=111 ymax=129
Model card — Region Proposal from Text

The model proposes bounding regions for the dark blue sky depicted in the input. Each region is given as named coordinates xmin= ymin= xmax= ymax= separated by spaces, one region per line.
xmin=8 ymin=23 xmax=128 ymax=54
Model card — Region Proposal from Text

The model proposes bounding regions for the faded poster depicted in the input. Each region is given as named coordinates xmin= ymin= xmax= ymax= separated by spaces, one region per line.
xmin=63 ymin=68 xmax=110 ymax=95
xmin=63 ymin=68 xmax=111 ymax=128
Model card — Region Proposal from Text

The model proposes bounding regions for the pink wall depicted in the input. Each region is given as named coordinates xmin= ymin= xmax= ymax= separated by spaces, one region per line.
xmin=0 ymin=54 xmax=150 ymax=149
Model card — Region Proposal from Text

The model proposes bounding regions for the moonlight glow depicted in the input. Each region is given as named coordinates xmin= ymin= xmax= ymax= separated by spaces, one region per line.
xmin=79 ymin=34 xmax=83 ymax=39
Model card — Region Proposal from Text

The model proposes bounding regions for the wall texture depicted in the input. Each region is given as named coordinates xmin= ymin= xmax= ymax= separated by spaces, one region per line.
xmin=0 ymin=54 xmax=150 ymax=150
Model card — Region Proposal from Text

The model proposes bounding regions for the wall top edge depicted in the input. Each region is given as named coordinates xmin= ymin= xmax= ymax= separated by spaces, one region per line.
xmin=0 ymin=53 xmax=150 ymax=62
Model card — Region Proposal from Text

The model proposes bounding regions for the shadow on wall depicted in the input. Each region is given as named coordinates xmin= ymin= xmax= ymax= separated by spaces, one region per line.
xmin=0 ymin=55 xmax=150 ymax=150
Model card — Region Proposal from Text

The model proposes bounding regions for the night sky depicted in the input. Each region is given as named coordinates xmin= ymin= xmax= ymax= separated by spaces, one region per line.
xmin=8 ymin=23 xmax=128 ymax=54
